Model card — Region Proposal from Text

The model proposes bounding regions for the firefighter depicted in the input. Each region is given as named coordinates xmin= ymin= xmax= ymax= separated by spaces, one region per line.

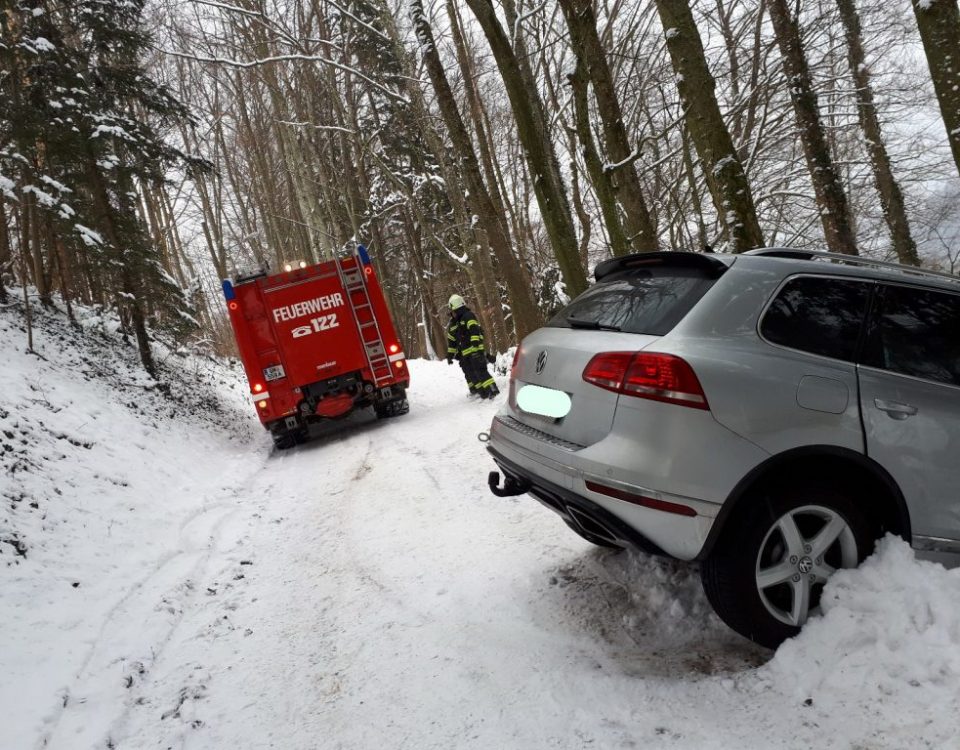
xmin=446 ymin=294 xmax=500 ymax=399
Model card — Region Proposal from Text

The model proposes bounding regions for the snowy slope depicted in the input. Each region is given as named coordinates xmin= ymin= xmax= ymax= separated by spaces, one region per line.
xmin=2 ymin=303 xmax=960 ymax=750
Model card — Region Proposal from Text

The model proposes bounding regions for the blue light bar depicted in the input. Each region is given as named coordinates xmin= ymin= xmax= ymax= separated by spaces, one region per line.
xmin=357 ymin=244 xmax=371 ymax=266
xmin=222 ymin=279 xmax=235 ymax=300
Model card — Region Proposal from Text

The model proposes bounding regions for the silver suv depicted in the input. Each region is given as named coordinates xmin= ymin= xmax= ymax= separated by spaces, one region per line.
xmin=485 ymin=249 xmax=960 ymax=648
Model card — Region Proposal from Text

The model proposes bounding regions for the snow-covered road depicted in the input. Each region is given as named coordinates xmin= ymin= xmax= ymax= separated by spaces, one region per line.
xmin=4 ymin=308 xmax=959 ymax=749
xmin=87 ymin=366 xmax=773 ymax=750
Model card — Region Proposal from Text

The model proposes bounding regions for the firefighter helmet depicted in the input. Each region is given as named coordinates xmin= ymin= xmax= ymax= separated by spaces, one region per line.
xmin=448 ymin=294 xmax=465 ymax=310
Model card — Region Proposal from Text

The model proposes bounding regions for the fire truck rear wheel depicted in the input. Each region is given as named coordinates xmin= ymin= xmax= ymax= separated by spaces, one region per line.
xmin=272 ymin=428 xmax=307 ymax=450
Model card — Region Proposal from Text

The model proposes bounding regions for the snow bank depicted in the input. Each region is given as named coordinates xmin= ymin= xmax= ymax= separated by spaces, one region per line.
xmin=0 ymin=300 xmax=262 ymax=746
xmin=765 ymin=535 xmax=960 ymax=708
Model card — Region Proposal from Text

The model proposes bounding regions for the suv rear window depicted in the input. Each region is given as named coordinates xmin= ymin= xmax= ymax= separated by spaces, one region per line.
xmin=547 ymin=267 xmax=717 ymax=336
xmin=760 ymin=276 xmax=870 ymax=361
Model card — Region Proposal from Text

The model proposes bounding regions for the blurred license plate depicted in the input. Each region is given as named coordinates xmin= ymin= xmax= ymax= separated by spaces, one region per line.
xmin=516 ymin=384 xmax=572 ymax=419
xmin=263 ymin=365 xmax=286 ymax=381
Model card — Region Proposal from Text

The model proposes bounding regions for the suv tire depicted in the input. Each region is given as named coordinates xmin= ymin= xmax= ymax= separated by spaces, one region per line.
xmin=701 ymin=483 xmax=875 ymax=649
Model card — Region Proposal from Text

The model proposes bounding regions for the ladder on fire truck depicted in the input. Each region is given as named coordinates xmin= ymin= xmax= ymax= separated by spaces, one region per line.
xmin=335 ymin=247 xmax=393 ymax=387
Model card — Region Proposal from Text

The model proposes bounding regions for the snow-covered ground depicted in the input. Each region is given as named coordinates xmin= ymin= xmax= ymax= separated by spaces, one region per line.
xmin=3 ymin=304 xmax=960 ymax=749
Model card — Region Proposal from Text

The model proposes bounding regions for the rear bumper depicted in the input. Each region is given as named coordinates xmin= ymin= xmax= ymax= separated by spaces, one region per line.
xmin=487 ymin=413 xmax=727 ymax=560
xmin=488 ymin=446 xmax=666 ymax=554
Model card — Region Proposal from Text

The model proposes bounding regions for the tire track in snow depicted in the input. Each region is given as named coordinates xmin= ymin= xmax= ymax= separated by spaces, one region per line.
xmin=36 ymin=490 xmax=255 ymax=749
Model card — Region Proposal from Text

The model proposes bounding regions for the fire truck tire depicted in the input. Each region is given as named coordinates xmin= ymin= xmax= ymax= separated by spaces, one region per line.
xmin=272 ymin=428 xmax=306 ymax=450
xmin=375 ymin=398 xmax=409 ymax=419
xmin=272 ymin=433 xmax=296 ymax=450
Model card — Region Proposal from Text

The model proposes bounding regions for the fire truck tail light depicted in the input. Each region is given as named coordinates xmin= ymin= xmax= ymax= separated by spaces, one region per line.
xmin=395 ymin=360 xmax=404 ymax=369
xmin=389 ymin=344 xmax=399 ymax=354
xmin=253 ymin=383 xmax=264 ymax=393
xmin=257 ymin=400 xmax=268 ymax=409
xmin=299 ymin=261 xmax=307 ymax=269
xmin=228 ymin=301 xmax=239 ymax=311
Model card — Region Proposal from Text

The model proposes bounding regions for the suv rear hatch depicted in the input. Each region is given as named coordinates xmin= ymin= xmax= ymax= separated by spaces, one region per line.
xmin=508 ymin=252 xmax=729 ymax=447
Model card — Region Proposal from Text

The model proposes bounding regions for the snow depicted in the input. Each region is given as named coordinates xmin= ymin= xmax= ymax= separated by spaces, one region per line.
xmin=3 ymin=302 xmax=960 ymax=749
xmin=0 ymin=174 xmax=14 ymax=199
xmin=29 ymin=36 xmax=56 ymax=52
xmin=665 ymin=27 xmax=679 ymax=40
xmin=74 ymin=223 xmax=103 ymax=246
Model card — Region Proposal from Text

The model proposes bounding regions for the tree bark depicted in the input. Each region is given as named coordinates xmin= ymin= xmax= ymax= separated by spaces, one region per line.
xmin=464 ymin=0 xmax=587 ymax=297
xmin=568 ymin=61 xmax=631 ymax=257
xmin=836 ymin=0 xmax=919 ymax=265
xmin=558 ymin=0 xmax=658 ymax=252
xmin=654 ymin=0 xmax=764 ymax=252
xmin=767 ymin=0 xmax=858 ymax=255
xmin=0 ymin=200 xmax=10 ymax=304
xmin=912 ymin=0 xmax=960 ymax=180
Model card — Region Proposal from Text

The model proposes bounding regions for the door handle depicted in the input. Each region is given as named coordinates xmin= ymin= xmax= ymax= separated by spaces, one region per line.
xmin=874 ymin=398 xmax=918 ymax=419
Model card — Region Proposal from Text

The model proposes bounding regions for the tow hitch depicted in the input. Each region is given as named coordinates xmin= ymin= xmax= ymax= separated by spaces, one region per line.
xmin=488 ymin=471 xmax=530 ymax=498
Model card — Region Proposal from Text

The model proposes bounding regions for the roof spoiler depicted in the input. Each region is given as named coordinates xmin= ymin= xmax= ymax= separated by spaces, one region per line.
xmin=594 ymin=251 xmax=729 ymax=282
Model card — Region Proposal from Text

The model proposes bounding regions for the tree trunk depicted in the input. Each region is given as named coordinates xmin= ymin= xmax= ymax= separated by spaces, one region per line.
xmin=85 ymin=153 xmax=156 ymax=376
xmin=767 ymin=0 xmax=858 ymax=255
xmin=568 ymin=61 xmax=631 ymax=257
xmin=912 ymin=0 xmax=960 ymax=180
xmin=0 ymin=200 xmax=10 ymax=304
xmin=409 ymin=0 xmax=542 ymax=338
xmin=836 ymin=0 xmax=919 ymax=266
xmin=558 ymin=0 xmax=658 ymax=251
xmin=654 ymin=0 xmax=764 ymax=252
xmin=464 ymin=0 xmax=587 ymax=297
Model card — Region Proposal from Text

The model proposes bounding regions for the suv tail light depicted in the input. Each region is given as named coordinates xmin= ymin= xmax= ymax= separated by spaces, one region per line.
xmin=582 ymin=352 xmax=709 ymax=410
xmin=509 ymin=347 xmax=521 ymax=381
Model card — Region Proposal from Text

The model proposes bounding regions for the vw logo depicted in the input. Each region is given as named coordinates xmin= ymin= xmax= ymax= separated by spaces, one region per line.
xmin=535 ymin=351 xmax=548 ymax=374
xmin=797 ymin=556 xmax=813 ymax=574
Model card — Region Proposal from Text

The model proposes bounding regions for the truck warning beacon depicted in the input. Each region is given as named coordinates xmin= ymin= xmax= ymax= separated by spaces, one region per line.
xmin=223 ymin=246 xmax=410 ymax=448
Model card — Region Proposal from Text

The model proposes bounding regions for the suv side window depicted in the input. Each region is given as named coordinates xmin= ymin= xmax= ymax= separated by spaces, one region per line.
xmin=864 ymin=284 xmax=960 ymax=387
xmin=760 ymin=276 xmax=871 ymax=362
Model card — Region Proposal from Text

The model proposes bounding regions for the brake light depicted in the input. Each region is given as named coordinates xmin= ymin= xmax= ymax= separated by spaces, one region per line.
xmin=394 ymin=360 xmax=404 ymax=369
xmin=228 ymin=301 xmax=239 ymax=311
xmin=510 ymin=348 xmax=521 ymax=381
xmin=581 ymin=352 xmax=633 ymax=392
xmin=253 ymin=383 xmax=264 ymax=393
xmin=582 ymin=352 xmax=709 ymax=410
xmin=257 ymin=400 xmax=268 ymax=410
xmin=389 ymin=344 xmax=399 ymax=354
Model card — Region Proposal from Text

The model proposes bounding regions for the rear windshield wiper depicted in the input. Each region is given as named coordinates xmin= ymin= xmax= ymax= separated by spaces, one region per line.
xmin=565 ymin=316 xmax=622 ymax=332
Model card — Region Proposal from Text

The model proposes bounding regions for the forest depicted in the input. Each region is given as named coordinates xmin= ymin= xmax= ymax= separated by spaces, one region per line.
xmin=2 ymin=0 xmax=960 ymax=365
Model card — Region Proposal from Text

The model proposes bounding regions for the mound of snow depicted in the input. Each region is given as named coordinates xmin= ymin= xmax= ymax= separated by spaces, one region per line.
xmin=768 ymin=535 xmax=960 ymax=693
xmin=754 ymin=536 xmax=960 ymax=746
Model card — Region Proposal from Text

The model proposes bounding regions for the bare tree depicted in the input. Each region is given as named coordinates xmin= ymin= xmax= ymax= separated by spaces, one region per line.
xmin=654 ymin=0 xmax=764 ymax=251
xmin=767 ymin=0 xmax=858 ymax=255
xmin=463 ymin=0 xmax=587 ymax=296
xmin=911 ymin=0 xmax=960 ymax=179
xmin=835 ymin=0 xmax=918 ymax=265
xmin=557 ymin=0 xmax=658 ymax=253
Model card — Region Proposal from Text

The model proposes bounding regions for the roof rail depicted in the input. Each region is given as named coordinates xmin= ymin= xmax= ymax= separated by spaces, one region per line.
xmin=594 ymin=251 xmax=728 ymax=282
xmin=746 ymin=248 xmax=960 ymax=285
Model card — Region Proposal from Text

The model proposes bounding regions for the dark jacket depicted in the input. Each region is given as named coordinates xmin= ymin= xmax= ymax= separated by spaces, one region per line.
xmin=446 ymin=306 xmax=485 ymax=360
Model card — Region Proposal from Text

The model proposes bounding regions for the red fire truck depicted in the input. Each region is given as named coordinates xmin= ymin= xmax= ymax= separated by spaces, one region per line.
xmin=222 ymin=246 xmax=410 ymax=448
